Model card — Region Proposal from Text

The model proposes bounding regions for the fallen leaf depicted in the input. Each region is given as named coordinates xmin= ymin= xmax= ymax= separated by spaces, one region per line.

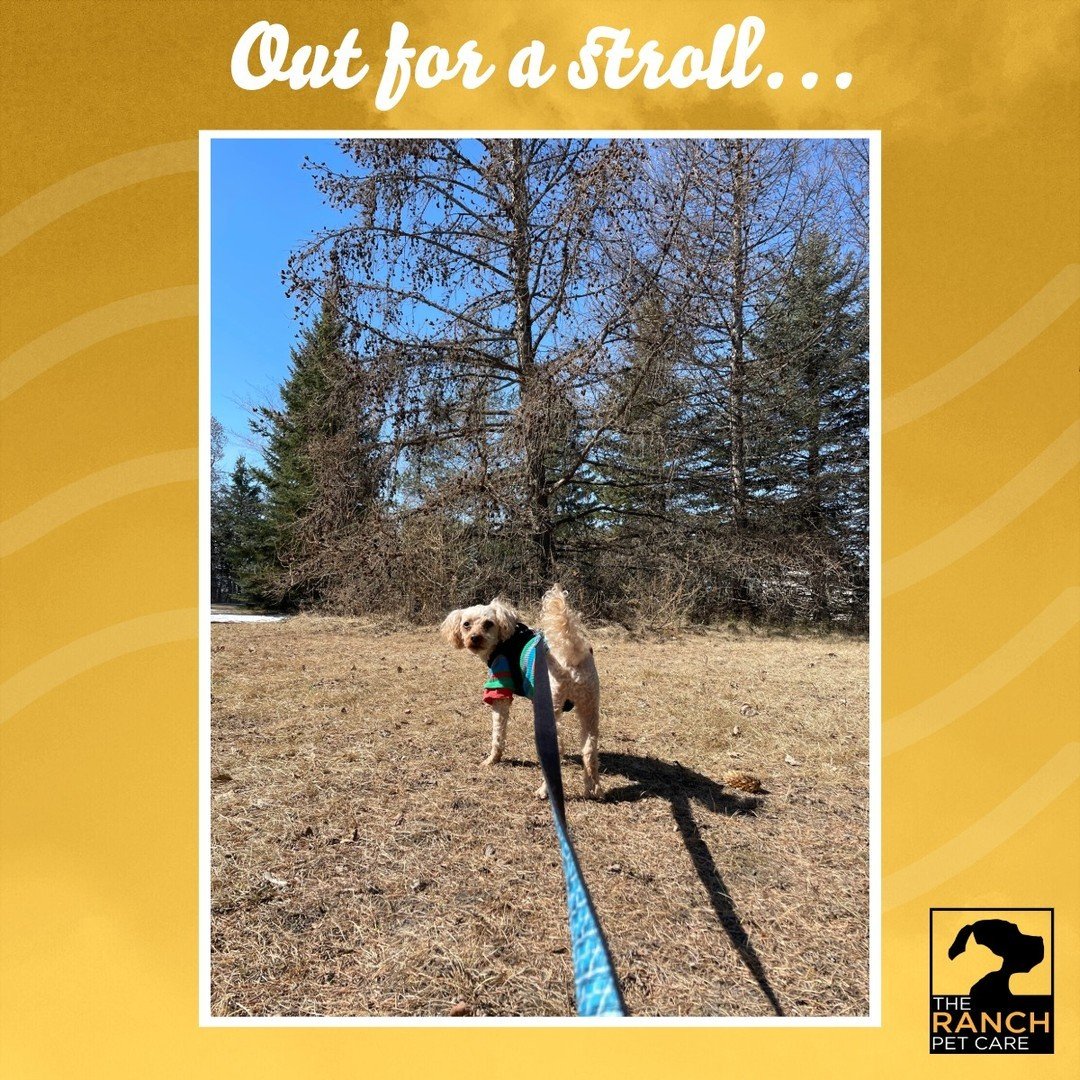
xmin=784 ymin=754 xmax=800 ymax=767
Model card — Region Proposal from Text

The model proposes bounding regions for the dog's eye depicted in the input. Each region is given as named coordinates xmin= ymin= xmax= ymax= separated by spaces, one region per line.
xmin=482 ymin=619 xmax=493 ymax=630
xmin=462 ymin=620 xmax=471 ymax=629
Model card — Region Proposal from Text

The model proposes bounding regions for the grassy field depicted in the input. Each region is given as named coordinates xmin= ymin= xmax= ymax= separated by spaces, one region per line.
xmin=210 ymin=616 xmax=869 ymax=1018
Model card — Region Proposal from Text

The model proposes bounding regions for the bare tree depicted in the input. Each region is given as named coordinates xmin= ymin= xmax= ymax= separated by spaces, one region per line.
xmin=831 ymin=139 xmax=870 ymax=262
xmin=287 ymin=138 xmax=681 ymax=597
xmin=257 ymin=137 xmax=871 ymax=626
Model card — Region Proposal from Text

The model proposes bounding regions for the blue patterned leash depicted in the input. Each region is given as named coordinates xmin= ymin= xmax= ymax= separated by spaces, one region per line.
xmin=530 ymin=638 xmax=627 ymax=1017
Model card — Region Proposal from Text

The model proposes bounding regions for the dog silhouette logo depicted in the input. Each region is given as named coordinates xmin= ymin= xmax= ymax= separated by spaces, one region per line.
xmin=930 ymin=909 xmax=1053 ymax=1055
xmin=948 ymin=918 xmax=1044 ymax=1005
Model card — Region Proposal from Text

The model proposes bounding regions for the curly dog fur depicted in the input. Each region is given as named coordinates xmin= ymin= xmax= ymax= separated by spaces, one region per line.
xmin=440 ymin=584 xmax=602 ymax=799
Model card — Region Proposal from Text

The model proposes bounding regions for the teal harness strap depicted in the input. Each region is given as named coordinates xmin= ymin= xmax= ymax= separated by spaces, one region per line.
xmin=530 ymin=639 xmax=627 ymax=1017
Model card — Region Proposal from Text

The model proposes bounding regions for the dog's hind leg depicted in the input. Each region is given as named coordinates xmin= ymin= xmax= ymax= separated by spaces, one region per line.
xmin=577 ymin=699 xmax=602 ymax=799
xmin=483 ymin=699 xmax=511 ymax=766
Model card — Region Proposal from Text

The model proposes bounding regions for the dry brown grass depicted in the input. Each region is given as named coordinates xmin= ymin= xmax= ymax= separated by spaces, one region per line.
xmin=210 ymin=616 xmax=869 ymax=1018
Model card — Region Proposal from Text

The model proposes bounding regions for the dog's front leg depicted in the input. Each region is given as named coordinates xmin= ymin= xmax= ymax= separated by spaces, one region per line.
xmin=482 ymin=699 xmax=511 ymax=766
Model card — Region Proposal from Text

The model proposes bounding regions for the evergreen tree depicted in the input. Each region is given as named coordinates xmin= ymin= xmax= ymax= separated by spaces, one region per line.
xmin=751 ymin=230 xmax=869 ymax=621
xmin=209 ymin=415 xmax=233 ymax=601
xmin=217 ymin=457 xmax=268 ymax=596
xmin=579 ymin=294 xmax=702 ymax=618
xmin=253 ymin=294 xmax=343 ymax=543
xmin=593 ymin=293 xmax=691 ymax=525
xmin=210 ymin=416 xmax=227 ymax=496
xmin=251 ymin=270 xmax=387 ymax=607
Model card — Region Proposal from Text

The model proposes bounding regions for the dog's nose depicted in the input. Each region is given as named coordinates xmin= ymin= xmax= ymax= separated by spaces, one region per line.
xmin=469 ymin=635 xmax=483 ymax=647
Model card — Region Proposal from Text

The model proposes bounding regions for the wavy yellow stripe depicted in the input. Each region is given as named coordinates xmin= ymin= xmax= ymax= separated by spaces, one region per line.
xmin=0 ymin=609 xmax=196 ymax=724
xmin=1 ymin=286 xmax=197 ymax=400
xmin=0 ymin=140 xmax=197 ymax=256
xmin=884 ymin=265 xmax=1080 ymax=433
xmin=885 ymin=588 xmax=1079 ymax=754
xmin=885 ymin=743 xmax=1080 ymax=910
xmin=884 ymin=421 xmax=1079 ymax=596
xmin=0 ymin=450 xmax=197 ymax=558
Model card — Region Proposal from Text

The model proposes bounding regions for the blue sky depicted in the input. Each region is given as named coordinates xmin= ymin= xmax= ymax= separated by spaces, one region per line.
xmin=210 ymin=138 xmax=350 ymax=473
xmin=210 ymin=136 xmax=867 ymax=476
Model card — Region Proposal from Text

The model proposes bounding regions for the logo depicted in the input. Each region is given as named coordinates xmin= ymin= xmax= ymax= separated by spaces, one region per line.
xmin=929 ymin=908 xmax=1054 ymax=1054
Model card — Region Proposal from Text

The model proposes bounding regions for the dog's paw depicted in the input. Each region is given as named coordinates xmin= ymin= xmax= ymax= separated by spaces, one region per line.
xmin=482 ymin=752 xmax=502 ymax=767
xmin=534 ymin=781 xmax=549 ymax=800
xmin=583 ymin=775 xmax=604 ymax=800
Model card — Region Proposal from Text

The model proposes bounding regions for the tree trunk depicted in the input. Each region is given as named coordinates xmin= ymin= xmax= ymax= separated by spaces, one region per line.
xmin=728 ymin=144 xmax=750 ymax=535
xmin=804 ymin=348 xmax=831 ymax=623
xmin=728 ymin=144 xmax=756 ymax=619
xmin=507 ymin=140 xmax=557 ymax=584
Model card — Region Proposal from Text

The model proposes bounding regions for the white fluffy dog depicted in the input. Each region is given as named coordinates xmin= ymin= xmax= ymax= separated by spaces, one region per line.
xmin=440 ymin=584 xmax=602 ymax=799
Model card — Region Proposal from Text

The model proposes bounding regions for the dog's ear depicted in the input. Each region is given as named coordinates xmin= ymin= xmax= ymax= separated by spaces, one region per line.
xmin=440 ymin=609 xmax=465 ymax=649
xmin=488 ymin=597 xmax=519 ymax=641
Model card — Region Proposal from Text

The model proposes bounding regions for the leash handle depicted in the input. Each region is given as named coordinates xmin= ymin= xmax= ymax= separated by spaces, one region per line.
xmin=530 ymin=639 xmax=627 ymax=1017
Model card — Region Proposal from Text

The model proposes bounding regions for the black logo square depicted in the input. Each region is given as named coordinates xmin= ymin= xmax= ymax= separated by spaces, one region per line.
xmin=929 ymin=908 xmax=1054 ymax=1054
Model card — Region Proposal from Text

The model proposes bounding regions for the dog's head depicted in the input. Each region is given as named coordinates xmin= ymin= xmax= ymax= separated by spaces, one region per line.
xmin=440 ymin=598 xmax=520 ymax=658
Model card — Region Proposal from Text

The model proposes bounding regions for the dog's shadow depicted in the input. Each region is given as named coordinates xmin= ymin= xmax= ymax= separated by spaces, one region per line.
xmin=590 ymin=750 xmax=786 ymax=1017
xmin=498 ymin=757 xmax=542 ymax=770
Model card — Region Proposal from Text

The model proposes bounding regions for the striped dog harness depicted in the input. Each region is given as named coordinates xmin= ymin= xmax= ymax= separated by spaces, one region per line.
xmin=483 ymin=625 xmax=574 ymax=711
xmin=482 ymin=624 xmax=540 ymax=705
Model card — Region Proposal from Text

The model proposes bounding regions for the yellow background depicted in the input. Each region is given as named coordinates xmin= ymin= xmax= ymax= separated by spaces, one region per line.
xmin=1 ymin=1 xmax=1077 ymax=1077
xmin=931 ymin=910 xmax=1053 ymax=997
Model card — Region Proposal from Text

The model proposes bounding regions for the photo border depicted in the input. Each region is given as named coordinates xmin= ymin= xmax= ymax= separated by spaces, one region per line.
xmin=198 ymin=128 xmax=882 ymax=1028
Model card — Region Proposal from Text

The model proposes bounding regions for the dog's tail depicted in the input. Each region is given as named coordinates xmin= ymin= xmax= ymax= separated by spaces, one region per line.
xmin=539 ymin=584 xmax=592 ymax=667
